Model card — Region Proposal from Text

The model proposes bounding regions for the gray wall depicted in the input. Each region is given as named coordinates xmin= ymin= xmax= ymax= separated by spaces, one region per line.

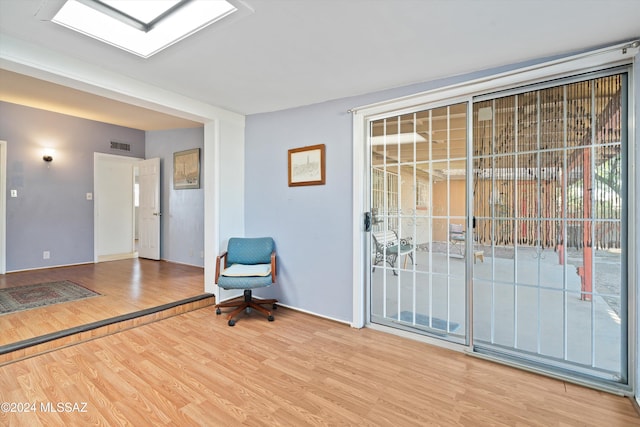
xmin=146 ymin=128 xmax=205 ymax=267
xmin=0 ymin=101 xmax=144 ymax=271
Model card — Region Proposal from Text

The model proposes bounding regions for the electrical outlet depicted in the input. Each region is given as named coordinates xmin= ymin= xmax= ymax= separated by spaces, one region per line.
xmin=86 ymin=192 xmax=93 ymax=200
xmin=10 ymin=189 xmax=17 ymax=198
xmin=43 ymin=251 xmax=50 ymax=259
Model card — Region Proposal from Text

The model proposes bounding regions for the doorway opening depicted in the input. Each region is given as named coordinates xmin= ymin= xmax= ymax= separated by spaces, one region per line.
xmin=94 ymin=153 xmax=140 ymax=262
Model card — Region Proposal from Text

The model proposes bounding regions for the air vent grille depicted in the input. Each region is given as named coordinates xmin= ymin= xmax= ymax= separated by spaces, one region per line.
xmin=110 ymin=141 xmax=131 ymax=152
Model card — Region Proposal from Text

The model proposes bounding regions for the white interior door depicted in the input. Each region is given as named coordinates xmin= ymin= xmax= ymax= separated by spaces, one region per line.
xmin=138 ymin=157 xmax=161 ymax=260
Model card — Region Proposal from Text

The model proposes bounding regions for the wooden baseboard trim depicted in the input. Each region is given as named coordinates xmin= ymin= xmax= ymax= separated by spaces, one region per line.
xmin=0 ymin=294 xmax=215 ymax=366
xmin=97 ymin=252 xmax=137 ymax=262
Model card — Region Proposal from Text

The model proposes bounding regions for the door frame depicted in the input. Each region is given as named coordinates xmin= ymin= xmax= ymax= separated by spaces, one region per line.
xmin=0 ymin=140 xmax=6 ymax=274
xmin=94 ymin=153 xmax=142 ymax=263
xmin=354 ymin=100 xmax=474 ymax=344
xmin=351 ymin=42 xmax=638 ymax=391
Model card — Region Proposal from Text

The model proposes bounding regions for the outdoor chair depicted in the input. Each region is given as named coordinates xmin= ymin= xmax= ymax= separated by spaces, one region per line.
xmin=215 ymin=237 xmax=278 ymax=326
xmin=372 ymin=229 xmax=415 ymax=275
xmin=449 ymin=223 xmax=465 ymax=256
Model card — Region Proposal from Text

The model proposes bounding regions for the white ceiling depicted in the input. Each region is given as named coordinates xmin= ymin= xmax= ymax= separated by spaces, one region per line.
xmin=1 ymin=0 xmax=639 ymax=130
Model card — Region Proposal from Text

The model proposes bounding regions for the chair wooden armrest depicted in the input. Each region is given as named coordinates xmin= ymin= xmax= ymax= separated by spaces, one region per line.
xmin=270 ymin=251 xmax=277 ymax=283
xmin=215 ymin=251 xmax=228 ymax=282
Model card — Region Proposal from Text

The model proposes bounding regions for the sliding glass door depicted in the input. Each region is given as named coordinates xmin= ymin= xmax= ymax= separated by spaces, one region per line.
xmin=369 ymin=102 xmax=468 ymax=344
xmin=365 ymin=69 xmax=629 ymax=387
xmin=472 ymin=71 xmax=628 ymax=383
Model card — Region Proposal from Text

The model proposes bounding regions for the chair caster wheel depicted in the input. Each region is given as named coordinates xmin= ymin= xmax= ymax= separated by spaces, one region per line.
xmin=272 ymin=304 xmax=278 ymax=309
xmin=216 ymin=308 xmax=221 ymax=315
xmin=228 ymin=319 xmax=236 ymax=326
xmin=268 ymin=315 xmax=274 ymax=322
xmin=245 ymin=307 xmax=252 ymax=314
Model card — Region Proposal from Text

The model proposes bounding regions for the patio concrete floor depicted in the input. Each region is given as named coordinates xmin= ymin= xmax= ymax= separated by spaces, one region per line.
xmin=371 ymin=244 xmax=623 ymax=375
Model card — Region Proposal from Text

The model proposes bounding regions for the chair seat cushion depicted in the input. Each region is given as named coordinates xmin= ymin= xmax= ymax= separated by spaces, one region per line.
xmin=386 ymin=244 xmax=414 ymax=256
xmin=217 ymin=275 xmax=273 ymax=289
xmin=222 ymin=263 xmax=271 ymax=277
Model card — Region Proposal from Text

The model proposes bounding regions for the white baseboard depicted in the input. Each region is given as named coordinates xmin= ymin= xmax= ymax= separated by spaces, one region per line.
xmin=275 ymin=302 xmax=351 ymax=326
xmin=6 ymin=261 xmax=94 ymax=274
xmin=159 ymin=259 xmax=204 ymax=269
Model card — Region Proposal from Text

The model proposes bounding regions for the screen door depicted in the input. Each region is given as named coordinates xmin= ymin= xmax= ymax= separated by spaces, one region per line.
xmin=368 ymin=102 xmax=468 ymax=344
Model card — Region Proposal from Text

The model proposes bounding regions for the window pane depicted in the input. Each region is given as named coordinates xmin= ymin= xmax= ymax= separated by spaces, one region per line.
xmin=472 ymin=72 xmax=626 ymax=383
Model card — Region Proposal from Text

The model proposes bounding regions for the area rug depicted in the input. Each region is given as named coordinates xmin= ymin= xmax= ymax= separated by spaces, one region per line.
xmin=0 ymin=281 xmax=100 ymax=315
xmin=392 ymin=311 xmax=460 ymax=334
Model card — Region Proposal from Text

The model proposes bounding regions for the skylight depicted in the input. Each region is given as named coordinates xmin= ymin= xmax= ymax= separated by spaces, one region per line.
xmin=52 ymin=0 xmax=237 ymax=58
xmin=100 ymin=0 xmax=182 ymax=25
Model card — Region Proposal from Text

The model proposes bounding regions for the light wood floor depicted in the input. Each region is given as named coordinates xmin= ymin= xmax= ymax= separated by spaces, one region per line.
xmin=0 ymin=259 xmax=206 ymax=347
xmin=0 ymin=305 xmax=638 ymax=426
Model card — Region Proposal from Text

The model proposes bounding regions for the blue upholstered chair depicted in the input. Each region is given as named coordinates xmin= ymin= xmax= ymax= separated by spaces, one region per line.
xmin=214 ymin=237 xmax=278 ymax=326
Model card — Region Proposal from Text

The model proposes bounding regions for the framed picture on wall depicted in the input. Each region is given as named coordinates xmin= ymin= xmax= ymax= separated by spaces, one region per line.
xmin=173 ymin=148 xmax=200 ymax=189
xmin=288 ymin=144 xmax=325 ymax=186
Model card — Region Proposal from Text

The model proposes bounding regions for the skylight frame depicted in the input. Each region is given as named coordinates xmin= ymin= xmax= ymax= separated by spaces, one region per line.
xmin=99 ymin=0 xmax=184 ymax=29
xmin=52 ymin=0 xmax=237 ymax=58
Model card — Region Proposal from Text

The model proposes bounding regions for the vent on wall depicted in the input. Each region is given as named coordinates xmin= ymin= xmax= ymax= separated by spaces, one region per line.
xmin=110 ymin=141 xmax=131 ymax=152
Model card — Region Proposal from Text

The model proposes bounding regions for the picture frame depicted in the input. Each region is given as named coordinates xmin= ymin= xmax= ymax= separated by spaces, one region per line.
xmin=173 ymin=148 xmax=200 ymax=189
xmin=288 ymin=144 xmax=326 ymax=187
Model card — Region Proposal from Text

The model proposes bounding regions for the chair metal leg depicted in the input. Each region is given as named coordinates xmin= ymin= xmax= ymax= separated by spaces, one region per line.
xmin=215 ymin=290 xmax=278 ymax=325
xmin=215 ymin=295 xmax=245 ymax=308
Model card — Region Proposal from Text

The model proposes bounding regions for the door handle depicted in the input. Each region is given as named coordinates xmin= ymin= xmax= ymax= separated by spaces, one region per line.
xmin=364 ymin=212 xmax=372 ymax=232
xmin=153 ymin=212 xmax=162 ymax=216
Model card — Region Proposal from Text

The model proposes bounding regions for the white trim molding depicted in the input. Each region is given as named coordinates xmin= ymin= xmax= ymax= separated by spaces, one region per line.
xmin=0 ymin=35 xmax=244 ymax=126
xmin=350 ymin=39 xmax=639 ymax=118
xmin=0 ymin=140 xmax=6 ymax=274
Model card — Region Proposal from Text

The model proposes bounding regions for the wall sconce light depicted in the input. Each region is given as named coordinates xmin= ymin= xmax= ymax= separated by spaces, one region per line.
xmin=42 ymin=149 xmax=54 ymax=163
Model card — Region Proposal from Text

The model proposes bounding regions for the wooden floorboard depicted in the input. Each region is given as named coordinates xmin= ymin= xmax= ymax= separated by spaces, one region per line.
xmin=0 ymin=259 xmax=209 ymax=363
xmin=1 ymin=261 xmax=638 ymax=425
xmin=0 ymin=306 xmax=638 ymax=426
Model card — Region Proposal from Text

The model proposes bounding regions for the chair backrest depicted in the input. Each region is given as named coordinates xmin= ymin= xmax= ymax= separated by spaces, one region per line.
xmin=226 ymin=237 xmax=274 ymax=265
xmin=372 ymin=230 xmax=399 ymax=248
xmin=449 ymin=223 xmax=464 ymax=235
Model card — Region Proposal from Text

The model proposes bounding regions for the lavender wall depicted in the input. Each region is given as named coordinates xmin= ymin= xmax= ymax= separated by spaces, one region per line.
xmin=245 ymin=101 xmax=354 ymax=320
xmin=244 ymin=52 xmax=640 ymax=324
xmin=0 ymin=101 xmax=144 ymax=271
xmin=146 ymin=127 xmax=205 ymax=267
